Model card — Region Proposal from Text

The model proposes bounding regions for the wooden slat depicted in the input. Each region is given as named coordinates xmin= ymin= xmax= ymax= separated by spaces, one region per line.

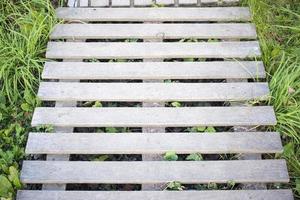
xmin=20 ymin=160 xmax=289 ymax=184
xmin=42 ymin=61 xmax=266 ymax=80
xmin=37 ymin=82 xmax=270 ymax=102
xmin=46 ymin=41 xmax=261 ymax=59
xmin=31 ymin=106 xmax=276 ymax=127
xmin=112 ymin=0 xmax=131 ymax=6
xmin=179 ymin=0 xmax=198 ymax=5
xmin=134 ymin=0 xmax=153 ymax=6
xmin=26 ymin=132 xmax=283 ymax=154
xmin=56 ymin=7 xmax=251 ymax=22
xmin=88 ymin=0 xmax=240 ymax=7
xmin=156 ymin=0 xmax=174 ymax=5
xmin=17 ymin=190 xmax=294 ymax=200
xmin=90 ymin=0 xmax=109 ymax=7
xmin=50 ymin=23 xmax=257 ymax=40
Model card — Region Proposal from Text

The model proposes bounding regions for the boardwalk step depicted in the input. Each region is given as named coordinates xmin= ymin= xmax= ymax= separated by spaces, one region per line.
xmin=26 ymin=132 xmax=282 ymax=154
xmin=46 ymin=41 xmax=261 ymax=59
xmin=21 ymin=160 xmax=289 ymax=184
xmin=31 ymin=106 xmax=276 ymax=127
xmin=97 ymin=0 xmax=240 ymax=7
xmin=17 ymin=190 xmax=294 ymax=200
xmin=50 ymin=24 xmax=257 ymax=40
xmin=56 ymin=7 xmax=251 ymax=22
xmin=38 ymin=82 xmax=270 ymax=102
xmin=90 ymin=0 xmax=240 ymax=7
xmin=42 ymin=61 xmax=266 ymax=80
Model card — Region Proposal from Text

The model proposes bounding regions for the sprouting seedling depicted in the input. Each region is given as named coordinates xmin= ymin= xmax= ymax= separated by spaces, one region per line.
xmin=186 ymin=153 xmax=203 ymax=161
xmin=164 ymin=151 xmax=178 ymax=161
xmin=171 ymin=101 xmax=181 ymax=107
xmin=165 ymin=181 xmax=185 ymax=191
xmin=227 ymin=180 xmax=236 ymax=189
xmin=92 ymin=101 xmax=102 ymax=108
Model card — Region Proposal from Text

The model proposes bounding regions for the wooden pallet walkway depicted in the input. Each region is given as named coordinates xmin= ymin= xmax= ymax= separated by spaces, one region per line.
xmin=17 ymin=0 xmax=293 ymax=199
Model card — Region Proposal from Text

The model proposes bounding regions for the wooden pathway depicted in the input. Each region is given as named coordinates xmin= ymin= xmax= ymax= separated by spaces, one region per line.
xmin=17 ymin=0 xmax=293 ymax=199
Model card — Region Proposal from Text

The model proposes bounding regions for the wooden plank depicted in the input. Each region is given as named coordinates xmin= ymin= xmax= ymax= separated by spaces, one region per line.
xmin=179 ymin=0 xmax=197 ymax=4
xmin=20 ymin=160 xmax=289 ymax=184
xmin=56 ymin=7 xmax=251 ymax=22
xmin=112 ymin=0 xmax=130 ymax=6
xmin=46 ymin=41 xmax=261 ymax=59
xmin=79 ymin=0 xmax=89 ymax=6
xmin=26 ymin=132 xmax=283 ymax=154
xmin=31 ymin=106 xmax=277 ymax=127
xmin=90 ymin=0 xmax=109 ymax=6
xmin=156 ymin=0 xmax=174 ymax=5
xmin=50 ymin=23 xmax=257 ymax=40
xmin=42 ymin=61 xmax=266 ymax=80
xmin=37 ymin=82 xmax=270 ymax=102
xmin=134 ymin=0 xmax=153 ymax=6
xmin=17 ymin=190 xmax=294 ymax=200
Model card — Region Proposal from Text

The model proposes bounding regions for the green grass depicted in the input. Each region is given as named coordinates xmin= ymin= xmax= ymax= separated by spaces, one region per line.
xmin=0 ymin=0 xmax=57 ymax=103
xmin=0 ymin=0 xmax=58 ymax=199
xmin=242 ymin=0 xmax=300 ymax=197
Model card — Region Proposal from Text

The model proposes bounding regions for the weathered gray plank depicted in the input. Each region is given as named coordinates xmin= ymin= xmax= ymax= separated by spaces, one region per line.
xmin=56 ymin=7 xmax=251 ymax=22
xmin=134 ymin=0 xmax=153 ymax=6
xmin=37 ymin=82 xmax=270 ymax=102
xmin=20 ymin=160 xmax=289 ymax=184
xmin=31 ymin=106 xmax=276 ymax=127
xmin=46 ymin=41 xmax=261 ymax=59
xmin=42 ymin=61 xmax=266 ymax=80
xmin=156 ymin=0 xmax=174 ymax=5
xmin=90 ymin=0 xmax=109 ymax=6
xmin=179 ymin=0 xmax=198 ymax=5
xmin=16 ymin=190 xmax=294 ymax=200
xmin=112 ymin=0 xmax=131 ymax=6
xmin=50 ymin=23 xmax=257 ymax=40
xmin=26 ymin=132 xmax=283 ymax=154
xmin=87 ymin=0 xmax=239 ymax=7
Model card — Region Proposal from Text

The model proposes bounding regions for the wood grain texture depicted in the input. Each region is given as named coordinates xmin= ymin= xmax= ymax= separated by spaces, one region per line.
xmin=20 ymin=160 xmax=289 ymax=184
xmin=56 ymin=7 xmax=251 ymax=22
xmin=17 ymin=190 xmax=294 ymax=200
xmin=31 ymin=106 xmax=277 ymax=127
xmin=42 ymin=61 xmax=266 ymax=80
xmin=46 ymin=42 xmax=261 ymax=59
xmin=26 ymin=132 xmax=283 ymax=154
xmin=50 ymin=23 xmax=257 ymax=40
xmin=37 ymin=82 xmax=270 ymax=102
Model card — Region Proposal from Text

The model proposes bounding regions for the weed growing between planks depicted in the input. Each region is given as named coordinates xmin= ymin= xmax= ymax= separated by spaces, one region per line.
xmin=242 ymin=0 xmax=300 ymax=197
xmin=0 ymin=0 xmax=60 ymax=199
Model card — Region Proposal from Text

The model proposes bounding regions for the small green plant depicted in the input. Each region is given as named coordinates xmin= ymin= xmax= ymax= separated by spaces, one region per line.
xmin=187 ymin=126 xmax=216 ymax=133
xmin=163 ymin=151 xmax=178 ymax=161
xmin=166 ymin=181 xmax=185 ymax=190
xmin=186 ymin=153 xmax=203 ymax=161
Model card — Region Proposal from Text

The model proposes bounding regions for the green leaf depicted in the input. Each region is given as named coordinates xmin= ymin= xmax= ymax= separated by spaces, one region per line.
xmin=21 ymin=103 xmax=31 ymax=112
xmin=183 ymin=58 xmax=194 ymax=62
xmin=196 ymin=126 xmax=206 ymax=132
xmin=206 ymin=126 xmax=216 ymax=133
xmin=207 ymin=182 xmax=218 ymax=189
xmin=8 ymin=166 xmax=22 ymax=189
xmin=105 ymin=127 xmax=118 ymax=133
xmin=164 ymin=151 xmax=178 ymax=161
xmin=295 ymin=179 xmax=300 ymax=195
xmin=93 ymin=155 xmax=109 ymax=161
xmin=283 ymin=142 xmax=295 ymax=158
xmin=93 ymin=101 xmax=102 ymax=108
xmin=186 ymin=153 xmax=203 ymax=161
xmin=0 ymin=175 xmax=13 ymax=198
xmin=171 ymin=102 xmax=181 ymax=107
xmin=167 ymin=181 xmax=185 ymax=190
